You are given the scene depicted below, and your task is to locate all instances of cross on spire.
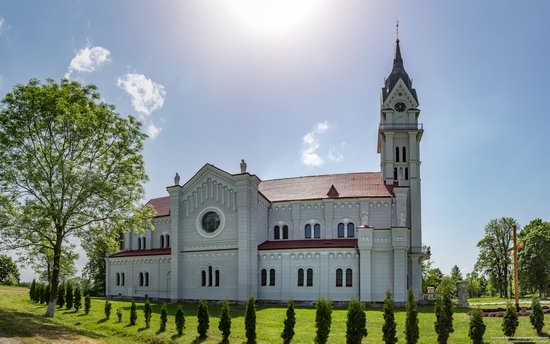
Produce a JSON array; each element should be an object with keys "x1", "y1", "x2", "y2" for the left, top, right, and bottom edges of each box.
[{"x1": 396, "y1": 20, "x2": 399, "y2": 42}]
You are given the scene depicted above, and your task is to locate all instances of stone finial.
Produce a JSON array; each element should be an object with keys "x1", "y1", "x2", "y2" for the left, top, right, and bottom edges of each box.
[
  {"x1": 240, "y1": 159, "x2": 247, "y2": 173},
  {"x1": 174, "y1": 172, "x2": 180, "y2": 186}
]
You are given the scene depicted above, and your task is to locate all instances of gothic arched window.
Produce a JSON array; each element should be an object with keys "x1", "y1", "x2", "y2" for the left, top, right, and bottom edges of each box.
[
  {"x1": 121, "y1": 273, "x2": 125, "y2": 286},
  {"x1": 215, "y1": 270, "x2": 220, "y2": 287},
  {"x1": 282, "y1": 225, "x2": 289, "y2": 239},
  {"x1": 336, "y1": 269, "x2": 343, "y2": 287},
  {"x1": 137, "y1": 237, "x2": 141, "y2": 250},
  {"x1": 166, "y1": 234, "x2": 170, "y2": 248},
  {"x1": 116, "y1": 273, "x2": 120, "y2": 286},
  {"x1": 160, "y1": 235, "x2": 165, "y2": 248},
  {"x1": 305, "y1": 224, "x2": 312, "y2": 239},
  {"x1": 396, "y1": 147, "x2": 400, "y2": 162},
  {"x1": 314, "y1": 224, "x2": 321, "y2": 238},
  {"x1": 297, "y1": 269, "x2": 304, "y2": 287},
  {"x1": 208, "y1": 266, "x2": 213, "y2": 287},
  {"x1": 405, "y1": 167, "x2": 409, "y2": 180},
  {"x1": 347, "y1": 223, "x2": 355, "y2": 238},
  {"x1": 142, "y1": 237, "x2": 146, "y2": 250},
  {"x1": 145, "y1": 272, "x2": 149, "y2": 286},
  {"x1": 402, "y1": 146, "x2": 407, "y2": 162},
  {"x1": 139, "y1": 272, "x2": 144, "y2": 287},
  {"x1": 201, "y1": 270, "x2": 206, "y2": 287},
  {"x1": 306, "y1": 268, "x2": 313, "y2": 287},
  {"x1": 261, "y1": 269, "x2": 267, "y2": 286},
  {"x1": 269, "y1": 269, "x2": 276, "y2": 286},
  {"x1": 274, "y1": 225, "x2": 280, "y2": 240},
  {"x1": 337, "y1": 223, "x2": 345, "y2": 238},
  {"x1": 394, "y1": 167, "x2": 398, "y2": 181},
  {"x1": 346, "y1": 269, "x2": 353, "y2": 287}
]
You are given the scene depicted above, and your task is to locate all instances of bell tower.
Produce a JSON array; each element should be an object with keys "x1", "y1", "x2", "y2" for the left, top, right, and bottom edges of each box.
[{"x1": 377, "y1": 34, "x2": 425, "y2": 297}]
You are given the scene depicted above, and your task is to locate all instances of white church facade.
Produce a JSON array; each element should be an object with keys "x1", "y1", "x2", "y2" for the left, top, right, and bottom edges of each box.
[{"x1": 106, "y1": 39, "x2": 427, "y2": 304}]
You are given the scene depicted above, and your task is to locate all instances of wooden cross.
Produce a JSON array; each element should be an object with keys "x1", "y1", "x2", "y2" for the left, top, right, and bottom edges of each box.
[{"x1": 506, "y1": 224, "x2": 524, "y2": 309}]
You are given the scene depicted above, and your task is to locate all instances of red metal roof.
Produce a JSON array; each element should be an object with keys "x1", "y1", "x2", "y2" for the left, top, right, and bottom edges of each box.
[
  {"x1": 258, "y1": 239, "x2": 358, "y2": 250},
  {"x1": 109, "y1": 248, "x2": 171, "y2": 258},
  {"x1": 147, "y1": 196, "x2": 170, "y2": 217},
  {"x1": 258, "y1": 172, "x2": 393, "y2": 202}
]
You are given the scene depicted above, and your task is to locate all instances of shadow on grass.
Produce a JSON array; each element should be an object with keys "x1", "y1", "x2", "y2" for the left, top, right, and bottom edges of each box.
[
  {"x1": 96, "y1": 318, "x2": 109, "y2": 323},
  {"x1": 137, "y1": 326, "x2": 149, "y2": 332},
  {"x1": 191, "y1": 335, "x2": 207, "y2": 344},
  {"x1": 0, "y1": 307, "x2": 105, "y2": 341},
  {"x1": 171, "y1": 333, "x2": 183, "y2": 340},
  {"x1": 124, "y1": 323, "x2": 137, "y2": 328}
]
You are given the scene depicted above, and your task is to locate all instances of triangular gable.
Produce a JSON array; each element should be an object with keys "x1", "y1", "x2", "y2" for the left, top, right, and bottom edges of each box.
[
  {"x1": 326, "y1": 184, "x2": 340, "y2": 198},
  {"x1": 382, "y1": 78, "x2": 419, "y2": 109}
]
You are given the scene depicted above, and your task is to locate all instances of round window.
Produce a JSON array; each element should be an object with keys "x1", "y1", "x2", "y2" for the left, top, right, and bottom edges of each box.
[{"x1": 201, "y1": 211, "x2": 220, "y2": 233}]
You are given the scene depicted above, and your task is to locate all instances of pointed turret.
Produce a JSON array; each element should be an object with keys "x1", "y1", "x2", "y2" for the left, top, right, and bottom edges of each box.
[{"x1": 382, "y1": 39, "x2": 418, "y2": 103}]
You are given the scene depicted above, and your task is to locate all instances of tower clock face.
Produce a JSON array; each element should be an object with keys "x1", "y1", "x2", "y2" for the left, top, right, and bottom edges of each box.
[{"x1": 394, "y1": 102, "x2": 406, "y2": 112}]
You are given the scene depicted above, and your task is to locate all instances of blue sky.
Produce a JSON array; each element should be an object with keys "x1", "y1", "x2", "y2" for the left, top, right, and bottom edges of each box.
[{"x1": 1, "y1": 0, "x2": 549, "y2": 282}]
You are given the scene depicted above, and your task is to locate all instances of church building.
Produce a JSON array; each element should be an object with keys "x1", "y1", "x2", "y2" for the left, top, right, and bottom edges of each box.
[{"x1": 106, "y1": 38, "x2": 427, "y2": 303}]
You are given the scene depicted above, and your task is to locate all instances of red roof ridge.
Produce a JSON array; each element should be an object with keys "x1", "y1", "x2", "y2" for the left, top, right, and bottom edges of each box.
[{"x1": 261, "y1": 171, "x2": 381, "y2": 183}]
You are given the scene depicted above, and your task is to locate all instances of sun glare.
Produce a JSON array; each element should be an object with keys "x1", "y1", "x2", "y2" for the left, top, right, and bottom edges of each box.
[{"x1": 221, "y1": 0, "x2": 323, "y2": 34}]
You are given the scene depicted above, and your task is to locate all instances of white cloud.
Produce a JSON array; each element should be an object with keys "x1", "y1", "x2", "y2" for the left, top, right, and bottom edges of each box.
[
  {"x1": 65, "y1": 45, "x2": 111, "y2": 78},
  {"x1": 0, "y1": 17, "x2": 4, "y2": 34},
  {"x1": 328, "y1": 142, "x2": 346, "y2": 162},
  {"x1": 117, "y1": 73, "x2": 166, "y2": 116},
  {"x1": 301, "y1": 121, "x2": 329, "y2": 167},
  {"x1": 146, "y1": 122, "x2": 161, "y2": 140}
]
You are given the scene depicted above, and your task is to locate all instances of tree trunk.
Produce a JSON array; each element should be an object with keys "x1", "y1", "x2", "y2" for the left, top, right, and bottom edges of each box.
[{"x1": 44, "y1": 227, "x2": 63, "y2": 317}]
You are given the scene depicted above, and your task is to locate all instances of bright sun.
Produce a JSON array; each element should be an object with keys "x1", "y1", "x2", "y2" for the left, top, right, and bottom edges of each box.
[{"x1": 222, "y1": 0, "x2": 322, "y2": 34}]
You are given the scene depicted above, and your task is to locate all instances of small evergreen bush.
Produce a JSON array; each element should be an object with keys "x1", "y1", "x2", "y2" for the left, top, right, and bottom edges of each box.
[
  {"x1": 73, "y1": 286, "x2": 82, "y2": 311},
  {"x1": 434, "y1": 291, "x2": 454, "y2": 344},
  {"x1": 117, "y1": 308, "x2": 123, "y2": 323},
  {"x1": 346, "y1": 299, "x2": 367, "y2": 344},
  {"x1": 44, "y1": 284, "x2": 51, "y2": 304},
  {"x1": 175, "y1": 304, "x2": 185, "y2": 336},
  {"x1": 315, "y1": 298, "x2": 333, "y2": 344},
  {"x1": 382, "y1": 290, "x2": 397, "y2": 344},
  {"x1": 84, "y1": 293, "x2": 91, "y2": 314},
  {"x1": 29, "y1": 279, "x2": 36, "y2": 301},
  {"x1": 197, "y1": 299, "x2": 209, "y2": 339},
  {"x1": 144, "y1": 299, "x2": 152, "y2": 328},
  {"x1": 159, "y1": 303, "x2": 168, "y2": 332},
  {"x1": 130, "y1": 301, "x2": 137, "y2": 325},
  {"x1": 218, "y1": 301, "x2": 231, "y2": 342},
  {"x1": 57, "y1": 283, "x2": 65, "y2": 308},
  {"x1": 65, "y1": 283, "x2": 73, "y2": 309},
  {"x1": 405, "y1": 289, "x2": 419, "y2": 344},
  {"x1": 281, "y1": 300, "x2": 296, "y2": 344},
  {"x1": 104, "y1": 300, "x2": 112, "y2": 319},
  {"x1": 502, "y1": 303, "x2": 519, "y2": 337},
  {"x1": 530, "y1": 297, "x2": 545, "y2": 335},
  {"x1": 468, "y1": 308, "x2": 486, "y2": 344},
  {"x1": 245, "y1": 296, "x2": 256, "y2": 343},
  {"x1": 40, "y1": 284, "x2": 46, "y2": 304}
]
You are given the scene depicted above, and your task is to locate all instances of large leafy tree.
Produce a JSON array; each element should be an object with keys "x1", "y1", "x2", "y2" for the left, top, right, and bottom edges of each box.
[
  {"x1": 422, "y1": 259, "x2": 443, "y2": 292},
  {"x1": 518, "y1": 219, "x2": 550, "y2": 298},
  {"x1": 474, "y1": 217, "x2": 517, "y2": 298},
  {"x1": 0, "y1": 254, "x2": 20, "y2": 285},
  {"x1": 0, "y1": 79, "x2": 152, "y2": 317}
]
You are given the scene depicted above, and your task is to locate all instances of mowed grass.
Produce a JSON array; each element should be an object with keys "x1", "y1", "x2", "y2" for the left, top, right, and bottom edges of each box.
[{"x1": 0, "y1": 286, "x2": 549, "y2": 343}]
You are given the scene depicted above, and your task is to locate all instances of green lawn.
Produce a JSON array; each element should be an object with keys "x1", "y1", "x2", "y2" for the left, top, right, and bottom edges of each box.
[{"x1": 0, "y1": 286, "x2": 548, "y2": 343}]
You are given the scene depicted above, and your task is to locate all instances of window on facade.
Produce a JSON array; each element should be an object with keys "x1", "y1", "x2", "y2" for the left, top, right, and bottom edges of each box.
[
  {"x1": 282, "y1": 225, "x2": 289, "y2": 239},
  {"x1": 166, "y1": 234, "x2": 170, "y2": 248},
  {"x1": 145, "y1": 272, "x2": 149, "y2": 287},
  {"x1": 269, "y1": 269, "x2": 276, "y2": 286},
  {"x1": 139, "y1": 272, "x2": 144, "y2": 287},
  {"x1": 305, "y1": 224, "x2": 312, "y2": 239},
  {"x1": 297, "y1": 268, "x2": 304, "y2": 287},
  {"x1": 402, "y1": 147, "x2": 407, "y2": 162},
  {"x1": 395, "y1": 147, "x2": 400, "y2": 162},
  {"x1": 394, "y1": 168, "x2": 398, "y2": 181},
  {"x1": 336, "y1": 269, "x2": 343, "y2": 287},
  {"x1": 122, "y1": 273, "x2": 125, "y2": 286},
  {"x1": 306, "y1": 268, "x2": 313, "y2": 287},
  {"x1": 160, "y1": 235, "x2": 165, "y2": 248},
  {"x1": 208, "y1": 266, "x2": 213, "y2": 287},
  {"x1": 261, "y1": 269, "x2": 267, "y2": 286},
  {"x1": 405, "y1": 167, "x2": 409, "y2": 180},
  {"x1": 201, "y1": 270, "x2": 206, "y2": 287},
  {"x1": 116, "y1": 273, "x2": 120, "y2": 286},
  {"x1": 143, "y1": 237, "x2": 146, "y2": 250},
  {"x1": 314, "y1": 224, "x2": 321, "y2": 238},
  {"x1": 215, "y1": 270, "x2": 220, "y2": 287},
  {"x1": 138, "y1": 238, "x2": 141, "y2": 250},
  {"x1": 274, "y1": 225, "x2": 280, "y2": 240},
  {"x1": 337, "y1": 223, "x2": 345, "y2": 238},
  {"x1": 347, "y1": 223, "x2": 355, "y2": 238},
  {"x1": 346, "y1": 269, "x2": 352, "y2": 287},
  {"x1": 119, "y1": 233, "x2": 124, "y2": 250}
]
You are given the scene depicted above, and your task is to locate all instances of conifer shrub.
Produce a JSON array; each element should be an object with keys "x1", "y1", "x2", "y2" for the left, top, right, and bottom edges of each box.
[
  {"x1": 530, "y1": 297, "x2": 545, "y2": 335},
  {"x1": 117, "y1": 308, "x2": 123, "y2": 323},
  {"x1": 175, "y1": 304, "x2": 185, "y2": 336},
  {"x1": 197, "y1": 299, "x2": 209, "y2": 339},
  {"x1": 346, "y1": 299, "x2": 367, "y2": 344},
  {"x1": 315, "y1": 298, "x2": 333, "y2": 344},
  {"x1": 144, "y1": 299, "x2": 152, "y2": 328},
  {"x1": 383, "y1": 290, "x2": 397, "y2": 344},
  {"x1": 29, "y1": 279, "x2": 36, "y2": 301},
  {"x1": 245, "y1": 296, "x2": 256, "y2": 343},
  {"x1": 40, "y1": 284, "x2": 46, "y2": 304},
  {"x1": 159, "y1": 303, "x2": 168, "y2": 332},
  {"x1": 130, "y1": 301, "x2": 137, "y2": 325},
  {"x1": 57, "y1": 283, "x2": 65, "y2": 308},
  {"x1": 104, "y1": 300, "x2": 112, "y2": 319},
  {"x1": 37, "y1": 284, "x2": 44, "y2": 303},
  {"x1": 434, "y1": 291, "x2": 454, "y2": 344},
  {"x1": 218, "y1": 301, "x2": 231, "y2": 342},
  {"x1": 405, "y1": 288, "x2": 419, "y2": 344},
  {"x1": 84, "y1": 293, "x2": 91, "y2": 314},
  {"x1": 468, "y1": 308, "x2": 486, "y2": 344},
  {"x1": 73, "y1": 286, "x2": 82, "y2": 311},
  {"x1": 281, "y1": 300, "x2": 296, "y2": 344},
  {"x1": 502, "y1": 303, "x2": 519, "y2": 337},
  {"x1": 65, "y1": 283, "x2": 73, "y2": 309},
  {"x1": 44, "y1": 284, "x2": 51, "y2": 304}
]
